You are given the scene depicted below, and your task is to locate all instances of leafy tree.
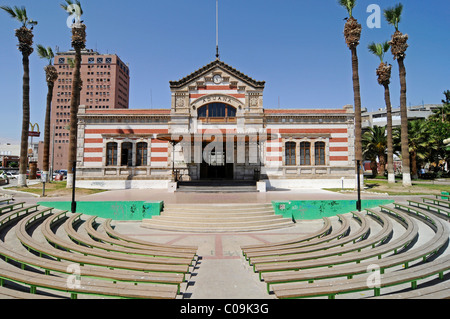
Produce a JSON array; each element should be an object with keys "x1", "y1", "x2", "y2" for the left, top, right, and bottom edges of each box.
[{"x1": 363, "y1": 126, "x2": 387, "y2": 177}]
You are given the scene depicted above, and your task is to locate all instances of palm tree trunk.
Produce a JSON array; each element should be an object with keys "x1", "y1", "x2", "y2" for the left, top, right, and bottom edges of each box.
[
  {"x1": 398, "y1": 57, "x2": 412, "y2": 186},
  {"x1": 66, "y1": 47, "x2": 81, "y2": 188},
  {"x1": 351, "y1": 46, "x2": 363, "y2": 187},
  {"x1": 18, "y1": 53, "x2": 30, "y2": 187},
  {"x1": 383, "y1": 84, "x2": 395, "y2": 183},
  {"x1": 42, "y1": 81, "x2": 54, "y2": 182},
  {"x1": 411, "y1": 150, "x2": 418, "y2": 179}
]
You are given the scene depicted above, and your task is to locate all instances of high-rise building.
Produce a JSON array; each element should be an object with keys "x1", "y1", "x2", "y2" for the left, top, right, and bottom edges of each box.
[{"x1": 39, "y1": 49, "x2": 130, "y2": 171}]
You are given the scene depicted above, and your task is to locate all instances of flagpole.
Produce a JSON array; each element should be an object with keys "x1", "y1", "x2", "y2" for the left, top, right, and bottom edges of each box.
[{"x1": 216, "y1": 0, "x2": 219, "y2": 59}]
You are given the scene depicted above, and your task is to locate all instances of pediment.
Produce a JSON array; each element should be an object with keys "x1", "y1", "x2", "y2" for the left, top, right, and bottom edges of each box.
[{"x1": 169, "y1": 59, "x2": 265, "y2": 90}]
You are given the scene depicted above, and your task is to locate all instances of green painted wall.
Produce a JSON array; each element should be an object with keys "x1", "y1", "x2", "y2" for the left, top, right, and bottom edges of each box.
[
  {"x1": 38, "y1": 201, "x2": 163, "y2": 221},
  {"x1": 272, "y1": 199, "x2": 395, "y2": 221}
]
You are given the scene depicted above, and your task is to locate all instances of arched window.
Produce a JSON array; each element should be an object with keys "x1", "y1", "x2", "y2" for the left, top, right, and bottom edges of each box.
[
  {"x1": 300, "y1": 142, "x2": 311, "y2": 166},
  {"x1": 285, "y1": 142, "x2": 296, "y2": 166},
  {"x1": 106, "y1": 142, "x2": 118, "y2": 166},
  {"x1": 136, "y1": 142, "x2": 148, "y2": 166},
  {"x1": 198, "y1": 103, "x2": 236, "y2": 119},
  {"x1": 315, "y1": 142, "x2": 326, "y2": 166}
]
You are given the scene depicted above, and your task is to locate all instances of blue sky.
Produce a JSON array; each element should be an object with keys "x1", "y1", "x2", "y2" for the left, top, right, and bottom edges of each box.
[{"x1": 0, "y1": 0, "x2": 449, "y2": 143}]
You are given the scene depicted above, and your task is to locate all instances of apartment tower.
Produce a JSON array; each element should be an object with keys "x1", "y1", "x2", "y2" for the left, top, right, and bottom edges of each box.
[{"x1": 39, "y1": 49, "x2": 130, "y2": 171}]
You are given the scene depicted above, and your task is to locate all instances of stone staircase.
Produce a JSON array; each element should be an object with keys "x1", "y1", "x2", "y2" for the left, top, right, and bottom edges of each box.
[
  {"x1": 176, "y1": 180, "x2": 258, "y2": 193},
  {"x1": 141, "y1": 203, "x2": 294, "y2": 232}
]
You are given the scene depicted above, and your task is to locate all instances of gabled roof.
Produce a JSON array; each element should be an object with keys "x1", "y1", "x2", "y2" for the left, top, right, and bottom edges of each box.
[{"x1": 169, "y1": 59, "x2": 265, "y2": 89}]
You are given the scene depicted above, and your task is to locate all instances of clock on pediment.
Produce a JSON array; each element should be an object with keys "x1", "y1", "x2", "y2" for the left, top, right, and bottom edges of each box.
[{"x1": 213, "y1": 74, "x2": 223, "y2": 84}]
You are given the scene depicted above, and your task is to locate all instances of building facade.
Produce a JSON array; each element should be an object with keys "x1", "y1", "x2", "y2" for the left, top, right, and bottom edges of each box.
[
  {"x1": 39, "y1": 49, "x2": 130, "y2": 171},
  {"x1": 76, "y1": 60, "x2": 356, "y2": 190}
]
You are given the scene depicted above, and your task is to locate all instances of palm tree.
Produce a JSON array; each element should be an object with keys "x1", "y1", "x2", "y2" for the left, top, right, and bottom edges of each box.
[
  {"x1": 362, "y1": 126, "x2": 387, "y2": 177},
  {"x1": 394, "y1": 120, "x2": 436, "y2": 180},
  {"x1": 61, "y1": 0, "x2": 86, "y2": 188},
  {"x1": 37, "y1": 45, "x2": 58, "y2": 182},
  {"x1": 1, "y1": 6, "x2": 38, "y2": 187},
  {"x1": 384, "y1": 3, "x2": 411, "y2": 187},
  {"x1": 339, "y1": 0, "x2": 363, "y2": 185},
  {"x1": 429, "y1": 90, "x2": 450, "y2": 123},
  {"x1": 368, "y1": 41, "x2": 395, "y2": 183}
]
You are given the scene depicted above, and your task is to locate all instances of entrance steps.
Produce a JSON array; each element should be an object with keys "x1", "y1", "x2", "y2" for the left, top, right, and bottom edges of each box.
[
  {"x1": 176, "y1": 180, "x2": 258, "y2": 193},
  {"x1": 141, "y1": 203, "x2": 294, "y2": 233}
]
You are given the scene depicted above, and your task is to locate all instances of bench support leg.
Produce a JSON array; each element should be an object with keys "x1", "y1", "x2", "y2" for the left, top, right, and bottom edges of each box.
[
  {"x1": 30, "y1": 286, "x2": 36, "y2": 294},
  {"x1": 374, "y1": 288, "x2": 381, "y2": 297},
  {"x1": 411, "y1": 281, "x2": 417, "y2": 289}
]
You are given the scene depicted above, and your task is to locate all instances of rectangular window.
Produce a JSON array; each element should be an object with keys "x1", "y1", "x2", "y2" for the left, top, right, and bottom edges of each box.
[
  {"x1": 106, "y1": 143, "x2": 118, "y2": 166},
  {"x1": 315, "y1": 142, "x2": 326, "y2": 166},
  {"x1": 300, "y1": 142, "x2": 311, "y2": 165},
  {"x1": 285, "y1": 142, "x2": 296, "y2": 166}
]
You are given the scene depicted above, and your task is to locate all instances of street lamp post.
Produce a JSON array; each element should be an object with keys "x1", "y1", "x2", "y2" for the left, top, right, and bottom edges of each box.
[
  {"x1": 356, "y1": 160, "x2": 362, "y2": 212},
  {"x1": 71, "y1": 160, "x2": 77, "y2": 214}
]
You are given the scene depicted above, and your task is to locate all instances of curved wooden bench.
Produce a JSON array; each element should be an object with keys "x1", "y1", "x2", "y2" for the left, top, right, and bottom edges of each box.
[
  {"x1": 103, "y1": 218, "x2": 198, "y2": 254},
  {"x1": 262, "y1": 206, "x2": 428, "y2": 292},
  {"x1": 0, "y1": 202, "x2": 25, "y2": 215},
  {"x1": 0, "y1": 204, "x2": 40, "y2": 228},
  {"x1": 41, "y1": 211, "x2": 191, "y2": 274},
  {"x1": 271, "y1": 206, "x2": 450, "y2": 299},
  {"x1": 0, "y1": 198, "x2": 13, "y2": 206},
  {"x1": 81, "y1": 215, "x2": 197, "y2": 261},
  {"x1": 0, "y1": 285, "x2": 60, "y2": 299},
  {"x1": 407, "y1": 199, "x2": 450, "y2": 218},
  {"x1": 61, "y1": 213, "x2": 195, "y2": 265},
  {"x1": 241, "y1": 217, "x2": 333, "y2": 258},
  {"x1": 435, "y1": 194, "x2": 450, "y2": 201},
  {"x1": 0, "y1": 258, "x2": 178, "y2": 299},
  {"x1": 254, "y1": 208, "x2": 412, "y2": 277},
  {"x1": 422, "y1": 197, "x2": 450, "y2": 208},
  {"x1": 370, "y1": 277, "x2": 450, "y2": 299},
  {"x1": 14, "y1": 210, "x2": 187, "y2": 287},
  {"x1": 247, "y1": 213, "x2": 370, "y2": 265},
  {"x1": 1, "y1": 207, "x2": 180, "y2": 299},
  {"x1": 247, "y1": 214, "x2": 353, "y2": 264}
]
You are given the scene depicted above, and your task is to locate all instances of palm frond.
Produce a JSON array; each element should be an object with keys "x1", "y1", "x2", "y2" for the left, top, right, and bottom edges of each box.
[
  {"x1": 368, "y1": 42, "x2": 382, "y2": 59},
  {"x1": 36, "y1": 45, "x2": 55, "y2": 64},
  {"x1": 1, "y1": 5, "x2": 37, "y2": 28},
  {"x1": 384, "y1": 3, "x2": 403, "y2": 31},
  {"x1": 0, "y1": 5, "x2": 16, "y2": 19},
  {"x1": 368, "y1": 41, "x2": 391, "y2": 63},
  {"x1": 67, "y1": 58, "x2": 75, "y2": 68},
  {"x1": 382, "y1": 41, "x2": 391, "y2": 54},
  {"x1": 338, "y1": 0, "x2": 356, "y2": 17},
  {"x1": 60, "y1": 0, "x2": 83, "y2": 16}
]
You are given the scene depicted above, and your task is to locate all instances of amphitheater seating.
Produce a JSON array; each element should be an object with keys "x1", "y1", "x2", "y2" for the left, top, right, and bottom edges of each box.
[
  {"x1": 264, "y1": 200, "x2": 449, "y2": 299},
  {"x1": 0, "y1": 203, "x2": 198, "y2": 299},
  {"x1": 241, "y1": 217, "x2": 333, "y2": 258},
  {"x1": 0, "y1": 194, "x2": 448, "y2": 299}
]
